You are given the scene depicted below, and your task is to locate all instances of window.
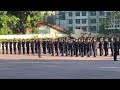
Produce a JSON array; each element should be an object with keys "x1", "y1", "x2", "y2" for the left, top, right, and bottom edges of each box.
[
  {"x1": 90, "y1": 19, "x2": 96, "y2": 24},
  {"x1": 76, "y1": 19, "x2": 80, "y2": 24},
  {"x1": 68, "y1": 27, "x2": 73, "y2": 32},
  {"x1": 76, "y1": 11, "x2": 80, "y2": 16},
  {"x1": 82, "y1": 11, "x2": 86, "y2": 16},
  {"x1": 82, "y1": 19, "x2": 87, "y2": 24},
  {"x1": 99, "y1": 11, "x2": 105, "y2": 16},
  {"x1": 90, "y1": 11, "x2": 96, "y2": 16},
  {"x1": 76, "y1": 26, "x2": 81, "y2": 29},
  {"x1": 82, "y1": 26, "x2": 87, "y2": 31},
  {"x1": 68, "y1": 12, "x2": 72, "y2": 17},
  {"x1": 68, "y1": 19, "x2": 73, "y2": 24},
  {"x1": 89, "y1": 26, "x2": 96, "y2": 32}
]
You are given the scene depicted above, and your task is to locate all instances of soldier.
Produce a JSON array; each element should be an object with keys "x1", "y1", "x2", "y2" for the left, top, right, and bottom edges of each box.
[
  {"x1": 104, "y1": 38, "x2": 109, "y2": 56},
  {"x1": 84, "y1": 39, "x2": 87, "y2": 56},
  {"x1": 68, "y1": 39, "x2": 71, "y2": 55},
  {"x1": 5, "y1": 39, "x2": 8, "y2": 54},
  {"x1": 9, "y1": 39, "x2": 13, "y2": 54},
  {"x1": 92, "y1": 38, "x2": 97, "y2": 57},
  {"x1": 78, "y1": 39, "x2": 81, "y2": 56},
  {"x1": 80, "y1": 39, "x2": 84, "y2": 57},
  {"x1": 86, "y1": 39, "x2": 91, "y2": 57},
  {"x1": 37, "y1": 38, "x2": 42, "y2": 58},
  {"x1": 47, "y1": 39, "x2": 52, "y2": 54},
  {"x1": 13, "y1": 39, "x2": 17, "y2": 54},
  {"x1": 59, "y1": 38, "x2": 62, "y2": 54},
  {"x1": 110, "y1": 38, "x2": 114, "y2": 56},
  {"x1": 74, "y1": 39, "x2": 79, "y2": 57},
  {"x1": 89, "y1": 38, "x2": 93, "y2": 56},
  {"x1": 73, "y1": 38, "x2": 76, "y2": 55},
  {"x1": 51, "y1": 39, "x2": 55, "y2": 56},
  {"x1": 22, "y1": 39, "x2": 25, "y2": 55},
  {"x1": 54, "y1": 39, "x2": 59, "y2": 56},
  {"x1": 30, "y1": 39, "x2": 35, "y2": 55},
  {"x1": 69, "y1": 39, "x2": 74, "y2": 57},
  {"x1": 1, "y1": 40, "x2": 4, "y2": 54},
  {"x1": 99, "y1": 38, "x2": 104, "y2": 56},
  {"x1": 17, "y1": 39, "x2": 21, "y2": 54},
  {"x1": 64, "y1": 39, "x2": 69, "y2": 56},
  {"x1": 26, "y1": 39, "x2": 30, "y2": 55},
  {"x1": 34, "y1": 39, "x2": 38, "y2": 54},
  {"x1": 113, "y1": 37, "x2": 119, "y2": 61},
  {"x1": 42, "y1": 39, "x2": 47, "y2": 54},
  {"x1": 61, "y1": 39, "x2": 65, "y2": 56}
]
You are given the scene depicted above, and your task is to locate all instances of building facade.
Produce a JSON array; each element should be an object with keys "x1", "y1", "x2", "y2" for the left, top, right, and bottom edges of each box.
[{"x1": 55, "y1": 11, "x2": 107, "y2": 33}]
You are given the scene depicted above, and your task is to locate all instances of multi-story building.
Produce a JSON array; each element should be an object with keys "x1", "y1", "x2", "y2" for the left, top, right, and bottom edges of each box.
[{"x1": 55, "y1": 11, "x2": 107, "y2": 33}]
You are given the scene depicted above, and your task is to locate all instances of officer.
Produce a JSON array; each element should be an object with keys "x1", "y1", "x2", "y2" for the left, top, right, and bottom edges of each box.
[
  {"x1": 5, "y1": 39, "x2": 8, "y2": 54},
  {"x1": 42, "y1": 39, "x2": 47, "y2": 54},
  {"x1": 51, "y1": 39, "x2": 55, "y2": 56},
  {"x1": 80, "y1": 39, "x2": 84, "y2": 57},
  {"x1": 113, "y1": 37, "x2": 118, "y2": 61},
  {"x1": 54, "y1": 39, "x2": 59, "y2": 56},
  {"x1": 17, "y1": 39, "x2": 21, "y2": 54},
  {"x1": 1, "y1": 40, "x2": 5, "y2": 54},
  {"x1": 37, "y1": 38, "x2": 41, "y2": 58},
  {"x1": 22, "y1": 39, "x2": 25, "y2": 55},
  {"x1": 13, "y1": 38, "x2": 17, "y2": 54},
  {"x1": 75, "y1": 39, "x2": 79, "y2": 57},
  {"x1": 34, "y1": 39, "x2": 38, "y2": 54},
  {"x1": 104, "y1": 38, "x2": 109, "y2": 56},
  {"x1": 9, "y1": 39, "x2": 13, "y2": 54},
  {"x1": 69, "y1": 39, "x2": 74, "y2": 57},
  {"x1": 99, "y1": 38, "x2": 104, "y2": 56},
  {"x1": 61, "y1": 39, "x2": 65, "y2": 56},
  {"x1": 64, "y1": 39, "x2": 68, "y2": 56},
  {"x1": 26, "y1": 39, "x2": 30, "y2": 55},
  {"x1": 110, "y1": 38, "x2": 114, "y2": 56},
  {"x1": 78, "y1": 39, "x2": 81, "y2": 56},
  {"x1": 92, "y1": 38, "x2": 97, "y2": 57},
  {"x1": 30, "y1": 39, "x2": 35, "y2": 55},
  {"x1": 86, "y1": 39, "x2": 91, "y2": 57}
]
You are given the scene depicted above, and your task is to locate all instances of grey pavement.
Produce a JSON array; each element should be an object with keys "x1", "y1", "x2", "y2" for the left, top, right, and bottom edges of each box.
[{"x1": 0, "y1": 59, "x2": 120, "y2": 79}]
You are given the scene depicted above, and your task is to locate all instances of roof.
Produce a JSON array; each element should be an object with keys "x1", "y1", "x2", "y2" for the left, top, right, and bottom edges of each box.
[{"x1": 36, "y1": 21, "x2": 70, "y2": 34}]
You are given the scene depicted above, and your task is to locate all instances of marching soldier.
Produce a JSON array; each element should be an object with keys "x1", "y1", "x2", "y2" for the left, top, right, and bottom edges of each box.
[
  {"x1": 113, "y1": 37, "x2": 119, "y2": 61},
  {"x1": 51, "y1": 39, "x2": 55, "y2": 56},
  {"x1": 61, "y1": 39, "x2": 65, "y2": 56},
  {"x1": 92, "y1": 38, "x2": 97, "y2": 57},
  {"x1": 78, "y1": 39, "x2": 81, "y2": 56},
  {"x1": 74, "y1": 39, "x2": 79, "y2": 57},
  {"x1": 104, "y1": 38, "x2": 109, "y2": 56},
  {"x1": 64, "y1": 39, "x2": 68, "y2": 56},
  {"x1": 89, "y1": 38, "x2": 93, "y2": 56},
  {"x1": 54, "y1": 39, "x2": 59, "y2": 56},
  {"x1": 22, "y1": 39, "x2": 25, "y2": 55},
  {"x1": 110, "y1": 38, "x2": 114, "y2": 56},
  {"x1": 37, "y1": 38, "x2": 41, "y2": 58},
  {"x1": 13, "y1": 39, "x2": 17, "y2": 54},
  {"x1": 68, "y1": 39, "x2": 71, "y2": 55},
  {"x1": 2, "y1": 40, "x2": 4, "y2": 54},
  {"x1": 17, "y1": 39, "x2": 21, "y2": 54},
  {"x1": 34, "y1": 39, "x2": 38, "y2": 54},
  {"x1": 99, "y1": 38, "x2": 104, "y2": 56},
  {"x1": 69, "y1": 39, "x2": 74, "y2": 57},
  {"x1": 31, "y1": 39, "x2": 35, "y2": 55},
  {"x1": 26, "y1": 39, "x2": 30, "y2": 55},
  {"x1": 42, "y1": 39, "x2": 47, "y2": 54},
  {"x1": 59, "y1": 38, "x2": 62, "y2": 54},
  {"x1": 9, "y1": 39, "x2": 13, "y2": 54},
  {"x1": 73, "y1": 38, "x2": 76, "y2": 55},
  {"x1": 86, "y1": 39, "x2": 91, "y2": 57},
  {"x1": 84, "y1": 39, "x2": 87, "y2": 56},
  {"x1": 80, "y1": 39, "x2": 84, "y2": 57},
  {"x1": 117, "y1": 38, "x2": 120, "y2": 55},
  {"x1": 47, "y1": 39, "x2": 52, "y2": 54},
  {"x1": 5, "y1": 39, "x2": 8, "y2": 54}
]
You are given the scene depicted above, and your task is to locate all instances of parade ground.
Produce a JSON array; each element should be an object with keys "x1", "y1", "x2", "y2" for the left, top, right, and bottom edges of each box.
[{"x1": 0, "y1": 53, "x2": 120, "y2": 79}]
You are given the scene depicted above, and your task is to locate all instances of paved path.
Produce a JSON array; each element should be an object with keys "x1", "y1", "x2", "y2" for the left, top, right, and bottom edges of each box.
[{"x1": 0, "y1": 54, "x2": 120, "y2": 79}]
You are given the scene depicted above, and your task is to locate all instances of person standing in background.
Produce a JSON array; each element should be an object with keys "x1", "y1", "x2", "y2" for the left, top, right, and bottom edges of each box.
[
  {"x1": 5, "y1": 39, "x2": 8, "y2": 54},
  {"x1": 22, "y1": 39, "x2": 25, "y2": 55},
  {"x1": 9, "y1": 39, "x2": 13, "y2": 54},
  {"x1": 13, "y1": 39, "x2": 17, "y2": 54},
  {"x1": 17, "y1": 39, "x2": 21, "y2": 54}
]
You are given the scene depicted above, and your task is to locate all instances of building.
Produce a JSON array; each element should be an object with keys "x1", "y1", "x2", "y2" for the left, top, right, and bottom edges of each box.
[{"x1": 55, "y1": 11, "x2": 107, "y2": 33}]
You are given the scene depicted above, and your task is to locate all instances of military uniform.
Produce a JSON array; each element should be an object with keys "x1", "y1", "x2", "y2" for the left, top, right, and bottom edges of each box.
[
  {"x1": 86, "y1": 40, "x2": 91, "y2": 57},
  {"x1": 9, "y1": 40, "x2": 13, "y2": 54},
  {"x1": 104, "y1": 38, "x2": 109, "y2": 56},
  {"x1": 74, "y1": 40, "x2": 79, "y2": 57},
  {"x1": 69, "y1": 40, "x2": 74, "y2": 57},
  {"x1": 26, "y1": 40, "x2": 30, "y2": 54},
  {"x1": 117, "y1": 38, "x2": 120, "y2": 55},
  {"x1": 31, "y1": 40, "x2": 35, "y2": 55},
  {"x1": 61, "y1": 40, "x2": 65, "y2": 56},
  {"x1": 92, "y1": 39, "x2": 97, "y2": 57},
  {"x1": 54, "y1": 39, "x2": 59, "y2": 56},
  {"x1": 84, "y1": 40, "x2": 87, "y2": 56},
  {"x1": 5, "y1": 40, "x2": 8, "y2": 54},
  {"x1": 80, "y1": 40, "x2": 84, "y2": 57},
  {"x1": 78, "y1": 39, "x2": 81, "y2": 56},
  {"x1": 17, "y1": 40, "x2": 21, "y2": 54},
  {"x1": 110, "y1": 38, "x2": 114, "y2": 56},
  {"x1": 51, "y1": 39, "x2": 55, "y2": 56},
  {"x1": 99, "y1": 38, "x2": 104, "y2": 56},
  {"x1": 34, "y1": 40, "x2": 38, "y2": 54},
  {"x1": 2, "y1": 41, "x2": 4, "y2": 54},
  {"x1": 13, "y1": 39, "x2": 17, "y2": 54},
  {"x1": 64, "y1": 40, "x2": 68, "y2": 56},
  {"x1": 37, "y1": 39, "x2": 41, "y2": 58},
  {"x1": 22, "y1": 39, "x2": 25, "y2": 54},
  {"x1": 42, "y1": 40, "x2": 47, "y2": 54}
]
